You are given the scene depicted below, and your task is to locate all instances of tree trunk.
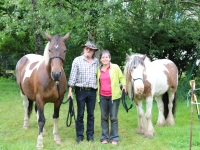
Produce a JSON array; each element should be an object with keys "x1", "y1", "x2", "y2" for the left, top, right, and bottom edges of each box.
[
  {"x1": 32, "y1": 0, "x2": 44, "y2": 55},
  {"x1": 34, "y1": 34, "x2": 44, "y2": 55}
]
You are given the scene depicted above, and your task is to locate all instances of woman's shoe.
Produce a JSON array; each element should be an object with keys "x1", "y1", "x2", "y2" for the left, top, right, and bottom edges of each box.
[
  {"x1": 111, "y1": 140, "x2": 118, "y2": 145},
  {"x1": 101, "y1": 139, "x2": 108, "y2": 144}
]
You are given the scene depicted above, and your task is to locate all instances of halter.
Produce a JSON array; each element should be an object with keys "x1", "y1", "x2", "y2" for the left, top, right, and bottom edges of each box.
[
  {"x1": 49, "y1": 56, "x2": 64, "y2": 62},
  {"x1": 132, "y1": 78, "x2": 143, "y2": 82}
]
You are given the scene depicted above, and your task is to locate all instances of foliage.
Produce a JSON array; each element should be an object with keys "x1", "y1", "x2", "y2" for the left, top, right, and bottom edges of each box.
[{"x1": 0, "y1": 0, "x2": 200, "y2": 78}]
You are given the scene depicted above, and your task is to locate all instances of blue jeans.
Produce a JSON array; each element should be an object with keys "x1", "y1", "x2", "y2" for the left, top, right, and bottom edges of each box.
[
  {"x1": 75, "y1": 87, "x2": 96, "y2": 140},
  {"x1": 99, "y1": 95, "x2": 120, "y2": 142}
]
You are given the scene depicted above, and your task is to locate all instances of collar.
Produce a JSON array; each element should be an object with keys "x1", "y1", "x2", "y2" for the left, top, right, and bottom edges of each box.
[{"x1": 100, "y1": 62, "x2": 112, "y2": 69}]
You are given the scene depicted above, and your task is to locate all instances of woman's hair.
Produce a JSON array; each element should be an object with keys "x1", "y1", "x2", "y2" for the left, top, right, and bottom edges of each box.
[{"x1": 99, "y1": 50, "x2": 111, "y2": 59}]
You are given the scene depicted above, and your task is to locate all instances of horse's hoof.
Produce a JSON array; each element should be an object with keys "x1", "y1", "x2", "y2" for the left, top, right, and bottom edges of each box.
[
  {"x1": 144, "y1": 132, "x2": 155, "y2": 138},
  {"x1": 155, "y1": 122, "x2": 165, "y2": 126},
  {"x1": 23, "y1": 126, "x2": 29, "y2": 130},
  {"x1": 42, "y1": 129, "x2": 46, "y2": 134},
  {"x1": 54, "y1": 140, "x2": 61, "y2": 145},
  {"x1": 166, "y1": 122, "x2": 175, "y2": 126},
  {"x1": 36, "y1": 143, "x2": 44, "y2": 148},
  {"x1": 144, "y1": 134, "x2": 154, "y2": 139},
  {"x1": 136, "y1": 130, "x2": 144, "y2": 134},
  {"x1": 166, "y1": 119, "x2": 175, "y2": 126},
  {"x1": 54, "y1": 133, "x2": 61, "y2": 144}
]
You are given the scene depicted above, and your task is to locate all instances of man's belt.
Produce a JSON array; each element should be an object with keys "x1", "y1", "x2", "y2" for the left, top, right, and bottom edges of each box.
[{"x1": 77, "y1": 87, "x2": 94, "y2": 91}]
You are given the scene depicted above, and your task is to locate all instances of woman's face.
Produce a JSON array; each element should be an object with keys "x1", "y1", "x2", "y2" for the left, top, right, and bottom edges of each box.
[{"x1": 100, "y1": 53, "x2": 111, "y2": 65}]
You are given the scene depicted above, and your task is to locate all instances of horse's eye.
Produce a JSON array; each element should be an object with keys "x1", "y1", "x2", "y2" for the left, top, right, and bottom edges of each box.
[
  {"x1": 133, "y1": 66, "x2": 136, "y2": 69},
  {"x1": 49, "y1": 50, "x2": 51, "y2": 52}
]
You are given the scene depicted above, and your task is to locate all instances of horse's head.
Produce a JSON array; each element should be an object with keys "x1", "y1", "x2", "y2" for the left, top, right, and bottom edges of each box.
[
  {"x1": 44, "y1": 32, "x2": 70, "y2": 82},
  {"x1": 126, "y1": 53, "x2": 146, "y2": 95}
]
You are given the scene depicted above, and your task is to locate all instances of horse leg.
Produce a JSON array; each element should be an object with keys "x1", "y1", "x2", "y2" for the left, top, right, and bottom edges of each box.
[
  {"x1": 35, "y1": 104, "x2": 46, "y2": 133},
  {"x1": 155, "y1": 96, "x2": 165, "y2": 126},
  {"x1": 166, "y1": 93, "x2": 175, "y2": 125},
  {"x1": 52, "y1": 102, "x2": 61, "y2": 144},
  {"x1": 36, "y1": 101, "x2": 45, "y2": 148},
  {"x1": 144, "y1": 97, "x2": 155, "y2": 138},
  {"x1": 136, "y1": 101, "x2": 145, "y2": 134},
  {"x1": 20, "y1": 91, "x2": 30, "y2": 129}
]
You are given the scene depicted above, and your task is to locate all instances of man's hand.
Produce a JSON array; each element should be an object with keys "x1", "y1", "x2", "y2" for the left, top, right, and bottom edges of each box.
[{"x1": 68, "y1": 87, "x2": 73, "y2": 99}]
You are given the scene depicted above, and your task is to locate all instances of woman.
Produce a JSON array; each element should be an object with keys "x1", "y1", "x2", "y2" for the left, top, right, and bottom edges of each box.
[{"x1": 97, "y1": 50, "x2": 126, "y2": 145}]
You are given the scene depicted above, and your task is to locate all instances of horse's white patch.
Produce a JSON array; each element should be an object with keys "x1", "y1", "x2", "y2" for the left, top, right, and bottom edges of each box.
[
  {"x1": 22, "y1": 54, "x2": 44, "y2": 83},
  {"x1": 44, "y1": 42, "x2": 50, "y2": 65},
  {"x1": 55, "y1": 45, "x2": 59, "y2": 49},
  {"x1": 145, "y1": 59, "x2": 170, "y2": 95}
]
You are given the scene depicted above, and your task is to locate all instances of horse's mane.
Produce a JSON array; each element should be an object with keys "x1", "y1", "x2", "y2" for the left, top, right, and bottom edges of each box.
[
  {"x1": 124, "y1": 53, "x2": 151, "y2": 98},
  {"x1": 44, "y1": 42, "x2": 50, "y2": 65}
]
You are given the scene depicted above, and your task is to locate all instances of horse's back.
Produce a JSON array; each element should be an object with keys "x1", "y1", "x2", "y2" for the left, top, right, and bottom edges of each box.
[
  {"x1": 147, "y1": 59, "x2": 178, "y2": 95},
  {"x1": 16, "y1": 54, "x2": 43, "y2": 70},
  {"x1": 152, "y1": 59, "x2": 178, "y2": 79},
  {"x1": 16, "y1": 54, "x2": 43, "y2": 91},
  {"x1": 150, "y1": 59, "x2": 178, "y2": 76}
]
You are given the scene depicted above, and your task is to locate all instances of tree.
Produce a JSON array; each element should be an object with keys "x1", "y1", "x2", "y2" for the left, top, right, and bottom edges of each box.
[{"x1": 0, "y1": 0, "x2": 199, "y2": 78}]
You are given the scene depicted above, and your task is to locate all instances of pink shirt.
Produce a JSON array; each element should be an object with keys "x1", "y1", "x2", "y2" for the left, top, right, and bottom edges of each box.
[{"x1": 99, "y1": 67, "x2": 112, "y2": 96}]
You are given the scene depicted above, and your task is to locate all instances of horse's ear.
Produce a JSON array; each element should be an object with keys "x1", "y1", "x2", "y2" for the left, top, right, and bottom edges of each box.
[
  {"x1": 142, "y1": 54, "x2": 146, "y2": 60},
  {"x1": 126, "y1": 53, "x2": 130, "y2": 61},
  {"x1": 63, "y1": 32, "x2": 70, "y2": 41},
  {"x1": 44, "y1": 32, "x2": 52, "y2": 41}
]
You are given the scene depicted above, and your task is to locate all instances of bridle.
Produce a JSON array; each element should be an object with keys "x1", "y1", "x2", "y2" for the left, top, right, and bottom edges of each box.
[
  {"x1": 49, "y1": 56, "x2": 64, "y2": 62},
  {"x1": 49, "y1": 55, "x2": 66, "y2": 104},
  {"x1": 131, "y1": 78, "x2": 144, "y2": 91}
]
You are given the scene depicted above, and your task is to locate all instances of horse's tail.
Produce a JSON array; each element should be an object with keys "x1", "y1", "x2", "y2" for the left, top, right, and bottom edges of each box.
[
  {"x1": 34, "y1": 103, "x2": 38, "y2": 113},
  {"x1": 28, "y1": 98, "x2": 33, "y2": 118},
  {"x1": 172, "y1": 92, "x2": 177, "y2": 115},
  {"x1": 162, "y1": 92, "x2": 177, "y2": 119}
]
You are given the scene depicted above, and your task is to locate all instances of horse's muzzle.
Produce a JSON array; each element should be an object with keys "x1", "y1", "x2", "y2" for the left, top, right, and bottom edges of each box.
[
  {"x1": 135, "y1": 88, "x2": 144, "y2": 95},
  {"x1": 51, "y1": 71, "x2": 61, "y2": 81},
  {"x1": 135, "y1": 86, "x2": 144, "y2": 95}
]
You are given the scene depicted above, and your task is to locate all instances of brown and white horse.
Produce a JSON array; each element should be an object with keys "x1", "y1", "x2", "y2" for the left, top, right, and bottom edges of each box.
[
  {"x1": 124, "y1": 53, "x2": 178, "y2": 138},
  {"x1": 16, "y1": 32, "x2": 70, "y2": 148}
]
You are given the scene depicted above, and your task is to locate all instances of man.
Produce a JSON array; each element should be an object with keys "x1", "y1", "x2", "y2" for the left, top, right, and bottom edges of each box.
[{"x1": 68, "y1": 41, "x2": 99, "y2": 143}]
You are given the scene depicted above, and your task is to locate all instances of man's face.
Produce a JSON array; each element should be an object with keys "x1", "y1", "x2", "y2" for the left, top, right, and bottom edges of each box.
[{"x1": 84, "y1": 47, "x2": 95, "y2": 58}]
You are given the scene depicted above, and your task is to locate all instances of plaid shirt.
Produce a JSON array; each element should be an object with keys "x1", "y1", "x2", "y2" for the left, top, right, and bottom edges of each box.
[{"x1": 68, "y1": 55, "x2": 99, "y2": 89}]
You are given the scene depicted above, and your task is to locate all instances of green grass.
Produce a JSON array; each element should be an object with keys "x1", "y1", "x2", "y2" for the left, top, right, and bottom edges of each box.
[{"x1": 0, "y1": 77, "x2": 200, "y2": 150}]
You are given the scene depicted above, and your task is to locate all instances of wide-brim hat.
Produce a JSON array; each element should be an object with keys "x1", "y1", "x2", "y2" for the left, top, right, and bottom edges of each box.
[{"x1": 81, "y1": 41, "x2": 98, "y2": 51}]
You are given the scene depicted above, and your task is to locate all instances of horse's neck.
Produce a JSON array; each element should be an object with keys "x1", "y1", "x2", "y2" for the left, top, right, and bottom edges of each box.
[
  {"x1": 144, "y1": 61, "x2": 155, "y2": 82},
  {"x1": 144, "y1": 61, "x2": 153, "y2": 73},
  {"x1": 38, "y1": 59, "x2": 51, "y2": 76}
]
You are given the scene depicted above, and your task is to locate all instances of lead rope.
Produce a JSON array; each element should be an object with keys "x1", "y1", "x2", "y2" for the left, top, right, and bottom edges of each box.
[
  {"x1": 121, "y1": 89, "x2": 133, "y2": 112},
  {"x1": 55, "y1": 82, "x2": 76, "y2": 127},
  {"x1": 56, "y1": 82, "x2": 70, "y2": 104},
  {"x1": 66, "y1": 96, "x2": 76, "y2": 127}
]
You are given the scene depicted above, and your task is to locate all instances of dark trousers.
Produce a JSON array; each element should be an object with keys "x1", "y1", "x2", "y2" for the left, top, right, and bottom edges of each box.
[
  {"x1": 75, "y1": 88, "x2": 96, "y2": 140},
  {"x1": 99, "y1": 95, "x2": 120, "y2": 142}
]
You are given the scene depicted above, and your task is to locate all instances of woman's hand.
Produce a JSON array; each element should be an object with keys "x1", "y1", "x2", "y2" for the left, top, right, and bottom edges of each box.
[{"x1": 122, "y1": 85, "x2": 127, "y2": 93}]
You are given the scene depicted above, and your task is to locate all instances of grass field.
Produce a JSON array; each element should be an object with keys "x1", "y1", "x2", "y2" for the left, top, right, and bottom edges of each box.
[{"x1": 0, "y1": 77, "x2": 200, "y2": 150}]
